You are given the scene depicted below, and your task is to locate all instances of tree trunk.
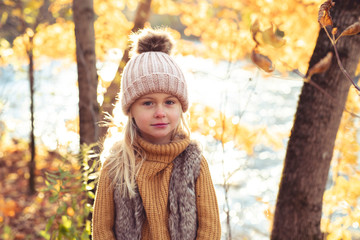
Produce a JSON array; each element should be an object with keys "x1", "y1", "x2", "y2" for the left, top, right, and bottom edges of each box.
[
  {"x1": 271, "y1": 1, "x2": 360, "y2": 239},
  {"x1": 28, "y1": 36, "x2": 36, "y2": 195},
  {"x1": 73, "y1": 0, "x2": 99, "y2": 147},
  {"x1": 99, "y1": 0, "x2": 152, "y2": 141}
]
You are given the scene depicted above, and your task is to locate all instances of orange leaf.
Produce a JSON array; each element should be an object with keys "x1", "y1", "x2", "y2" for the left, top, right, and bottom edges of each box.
[
  {"x1": 339, "y1": 21, "x2": 360, "y2": 38},
  {"x1": 0, "y1": 199, "x2": 19, "y2": 217},
  {"x1": 15, "y1": 233, "x2": 25, "y2": 240},
  {"x1": 331, "y1": 27, "x2": 338, "y2": 36},
  {"x1": 318, "y1": 0, "x2": 334, "y2": 27},
  {"x1": 307, "y1": 52, "x2": 333, "y2": 79},
  {"x1": 67, "y1": 207, "x2": 75, "y2": 216},
  {"x1": 251, "y1": 49, "x2": 274, "y2": 73}
]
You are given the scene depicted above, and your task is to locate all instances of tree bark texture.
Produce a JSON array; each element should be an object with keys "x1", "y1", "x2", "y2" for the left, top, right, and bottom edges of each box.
[
  {"x1": 99, "y1": 0, "x2": 152, "y2": 141},
  {"x1": 28, "y1": 36, "x2": 36, "y2": 195},
  {"x1": 271, "y1": 1, "x2": 360, "y2": 239},
  {"x1": 73, "y1": 0, "x2": 99, "y2": 146}
]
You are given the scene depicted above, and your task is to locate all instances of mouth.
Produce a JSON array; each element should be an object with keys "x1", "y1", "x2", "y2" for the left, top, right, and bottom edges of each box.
[{"x1": 151, "y1": 123, "x2": 169, "y2": 127}]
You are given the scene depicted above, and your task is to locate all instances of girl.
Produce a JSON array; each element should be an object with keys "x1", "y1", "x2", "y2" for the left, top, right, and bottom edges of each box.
[{"x1": 92, "y1": 28, "x2": 221, "y2": 240}]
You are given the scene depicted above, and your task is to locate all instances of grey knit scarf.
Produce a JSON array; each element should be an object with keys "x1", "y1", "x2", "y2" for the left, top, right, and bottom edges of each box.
[{"x1": 113, "y1": 142, "x2": 202, "y2": 240}]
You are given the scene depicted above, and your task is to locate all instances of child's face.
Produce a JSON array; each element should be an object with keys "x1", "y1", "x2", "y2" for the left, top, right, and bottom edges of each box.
[{"x1": 130, "y1": 93, "x2": 182, "y2": 144}]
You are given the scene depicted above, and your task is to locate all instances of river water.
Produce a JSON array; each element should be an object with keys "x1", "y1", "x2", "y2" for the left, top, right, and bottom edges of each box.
[{"x1": 0, "y1": 55, "x2": 303, "y2": 239}]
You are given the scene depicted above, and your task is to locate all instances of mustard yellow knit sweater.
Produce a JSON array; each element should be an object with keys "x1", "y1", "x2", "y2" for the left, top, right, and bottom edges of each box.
[{"x1": 92, "y1": 136, "x2": 221, "y2": 240}]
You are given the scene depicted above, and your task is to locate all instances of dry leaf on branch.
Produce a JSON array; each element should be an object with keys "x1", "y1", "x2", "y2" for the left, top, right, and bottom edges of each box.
[
  {"x1": 251, "y1": 49, "x2": 274, "y2": 73},
  {"x1": 338, "y1": 21, "x2": 360, "y2": 39},
  {"x1": 307, "y1": 51, "x2": 333, "y2": 80},
  {"x1": 318, "y1": 0, "x2": 335, "y2": 28},
  {"x1": 331, "y1": 27, "x2": 338, "y2": 36},
  {"x1": 250, "y1": 19, "x2": 261, "y2": 45}
]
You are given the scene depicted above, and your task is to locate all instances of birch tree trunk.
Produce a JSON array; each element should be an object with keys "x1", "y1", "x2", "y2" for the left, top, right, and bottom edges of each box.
[
  {"x1": 271, "y1": 1, "x2": 360, "y2": 239},
  {"x1": 73, "y1": 0, "x2": 99, "y2": 146}
]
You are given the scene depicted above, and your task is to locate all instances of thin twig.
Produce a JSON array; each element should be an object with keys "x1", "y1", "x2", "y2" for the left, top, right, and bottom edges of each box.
[
  {"x1": 323, "y1": 26, "x2": 360, "y2": 91},
  {"x1": 323, "y1": 26, "x2": 335, "y2": 45},
  {"x1": 291, "y1": 69, "x2": 360, "y2": 118},
  {"x1": 332, "y1": 43, "x2": 360, "y2": 91}
]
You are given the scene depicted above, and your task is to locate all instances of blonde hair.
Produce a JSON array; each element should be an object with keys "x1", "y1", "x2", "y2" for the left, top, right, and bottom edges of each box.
[{"x1": 101, "y1": 110, "x2": 190, "y2": 198}]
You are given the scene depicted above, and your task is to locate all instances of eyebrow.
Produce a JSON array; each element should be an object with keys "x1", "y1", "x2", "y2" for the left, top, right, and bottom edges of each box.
[{"x1": 138, "y1": 95, "x2": 176, "y2": 100}]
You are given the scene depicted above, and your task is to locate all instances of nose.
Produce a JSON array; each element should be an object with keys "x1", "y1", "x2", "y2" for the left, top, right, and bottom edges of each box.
[{"x1": 154, "y1": 106, "x2": 166, "y2": 118}]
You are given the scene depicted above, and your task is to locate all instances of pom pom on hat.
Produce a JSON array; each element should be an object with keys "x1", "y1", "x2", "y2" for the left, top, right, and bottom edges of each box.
[
  {"x1": 130, "y1": 28, "x2": 175, "y2": 55},
  {"x1": 121, "y1": 28, "x2": 188, "y2": 115}
]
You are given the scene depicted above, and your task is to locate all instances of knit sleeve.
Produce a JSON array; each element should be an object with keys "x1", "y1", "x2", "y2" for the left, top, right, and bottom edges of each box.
[
  {"x1": 92, "y1": 168, "x2": 116, "y2": 240},
  {"x1": 195, "y1": 156, "x2": 221, "y2": 239}
]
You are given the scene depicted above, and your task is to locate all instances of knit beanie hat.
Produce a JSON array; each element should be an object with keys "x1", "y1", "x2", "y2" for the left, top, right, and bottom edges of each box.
[{"x1": 120, "y1": 28, "x2": 188, "y2": 115}]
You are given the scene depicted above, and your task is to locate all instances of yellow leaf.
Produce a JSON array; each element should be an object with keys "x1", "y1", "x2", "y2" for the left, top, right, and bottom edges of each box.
[
  {"x1": 0, "y1": 39, "x2": 10, "y2": 48},
  {"x1": 262, "y1": 25, "x2": 286, "y2": 48},
  {"x1": 326, "y1": 230, "x2": 343, "y2": 240},
  {"x1": 49, "y1": 0, "x2": 72, "y2": 13},
  {"x1": 65, "y1": 117, "x2": 79, "y2": 134},
  {"x1": 54, "y1": 180, "x2": 61, "y2": 192},
  {"x1": 1, "y1": 12, "x2": 8, "y2": 25},
  {"x1": 348, "y1": 176, "x2": 360, "y2": 197},
  {"x1": 3, "y1": 0, "x2": 16, "y2": 6},
  {"x1": 334, "y1": 176, "x2": 349, "y2": 199},
  {"x1": 26, "y1": 28, "x2": 34, "y2": 37},
  {"x1": 342, "y1": 230, "x2": 352, "y2": 240}
]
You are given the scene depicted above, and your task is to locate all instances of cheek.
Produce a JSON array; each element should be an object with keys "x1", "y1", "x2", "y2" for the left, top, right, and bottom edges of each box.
[
  {"x1": 133, "y1": 114, "x2": 147, "y2": 126},
  {"x1": 130, "y1": 107, "x2": 143, "y2": 126},
  {"x1": 173, "y1": 108, "x2": 182, "y2": 123}
]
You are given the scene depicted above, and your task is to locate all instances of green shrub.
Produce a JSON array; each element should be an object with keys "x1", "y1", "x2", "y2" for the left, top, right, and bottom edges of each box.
[{"x1": 39, "y1": 144, "x2": 98, "y2": 240}]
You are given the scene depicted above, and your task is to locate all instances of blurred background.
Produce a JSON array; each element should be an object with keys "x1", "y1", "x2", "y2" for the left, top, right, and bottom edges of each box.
[{"x1": 1, "y1": 0, "x2": 360, "y2": 239}]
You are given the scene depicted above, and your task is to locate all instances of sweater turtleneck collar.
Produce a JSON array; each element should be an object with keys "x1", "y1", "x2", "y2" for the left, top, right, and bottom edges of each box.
[{"x1": 136, "y1": 133, "x2": 190, "y2": 163}]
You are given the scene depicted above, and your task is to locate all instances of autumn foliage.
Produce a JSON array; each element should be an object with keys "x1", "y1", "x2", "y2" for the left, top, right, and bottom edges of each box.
[{"x1": 1, "y1": 0, "x2": 360, "y2": 239}]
